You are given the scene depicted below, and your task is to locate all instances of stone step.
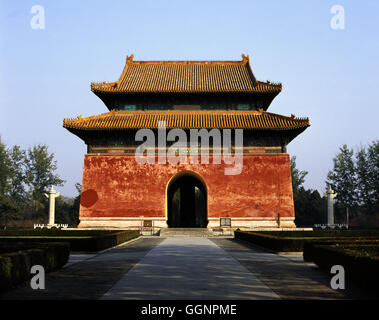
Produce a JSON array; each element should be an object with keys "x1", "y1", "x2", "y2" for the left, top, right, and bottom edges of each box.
[{"x1": 159, "y1": 228, "x2": 214, "y2": 237}]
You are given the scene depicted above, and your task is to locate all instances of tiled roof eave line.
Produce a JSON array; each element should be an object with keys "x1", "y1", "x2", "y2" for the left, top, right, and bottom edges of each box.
[
  {"x1": 63, "y1": 125, "x2": 309, "y2": 131},
  {"x1": 91, "y1": 88, "x2": 282, "y2": 94}
]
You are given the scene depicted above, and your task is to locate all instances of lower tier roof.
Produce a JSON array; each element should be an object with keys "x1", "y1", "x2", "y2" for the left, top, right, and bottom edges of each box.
[{"x1": 63, "y1": 110, "x2": 310, "y2": 131}]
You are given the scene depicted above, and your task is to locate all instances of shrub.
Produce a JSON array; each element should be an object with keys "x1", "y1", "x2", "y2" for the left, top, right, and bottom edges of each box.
[
  {"x1": 0, "y1": 230, "x2": 140, "y2": 252},
  {"x1": 234, "y1": 230, "x2": 379, "y2": 252},
  {"x1": 303, "y1": 243, "x2": 379, "y2": 291},
  {"x1": 0, "y1": 242, "x2": 69, "y2": 292}
]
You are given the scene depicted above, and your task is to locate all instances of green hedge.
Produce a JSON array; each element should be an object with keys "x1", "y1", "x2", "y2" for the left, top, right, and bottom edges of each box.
[
  {"x1": 0, "y1": 242, "x2": 69, "y2": 292},
  {"x1": 251, "y1": 230, "x2": 379, "y2": 238},
  {"x1": 0, "y1": 230, "x2": 140, "y2": 252},
  {"x1": 234, "y1": 231, "x2": 379, "y2": 252},
  {"x1": 303, "y1": 243, "x2": 379, "y2": 291},
  {"x1": 303, "y1": 240, "x2": 379, "y2": 261},
  {"x1": 234, "y1": 231, "x2": 305, "y2": 251},
  {"x1": 0, "y1": 229, "x2": 123, "y2": 237}
]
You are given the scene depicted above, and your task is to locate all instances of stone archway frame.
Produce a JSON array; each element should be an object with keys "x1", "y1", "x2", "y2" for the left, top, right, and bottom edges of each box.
[{"x1": 165, "y1": 170, "x2": 208, "y2": 228}]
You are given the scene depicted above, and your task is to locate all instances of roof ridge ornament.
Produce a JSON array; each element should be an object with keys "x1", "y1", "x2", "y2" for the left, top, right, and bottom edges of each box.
[
  {"x1": 126, "y1": 54, "x2": 134, "y2": 64},
  {"x1": 241, "y1": 54, "x2": 250, "y2": 63}
]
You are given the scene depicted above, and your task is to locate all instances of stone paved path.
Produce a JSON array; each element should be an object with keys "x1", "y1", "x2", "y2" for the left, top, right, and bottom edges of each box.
[
  {"x1": 102, "y1": 237, "x2": 279, "y2": 300},
  {"x1": 211, "y1": 238, "x2": 348, "y2": 300},
  {"x1": 0, "y1": 237, "x2": 373, "y2": 300}
]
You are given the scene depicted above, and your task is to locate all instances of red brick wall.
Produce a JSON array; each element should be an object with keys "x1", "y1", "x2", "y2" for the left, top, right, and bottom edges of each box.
[{"x1": 79, "y1": 154, "x2": 295, "y2": 222}]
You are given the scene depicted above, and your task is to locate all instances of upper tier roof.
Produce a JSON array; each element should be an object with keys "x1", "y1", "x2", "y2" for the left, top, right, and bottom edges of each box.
[
  {"x1": 63, "y1": 110, "x2": 309, "y2": 131},
  {"x1": 91, "y1": 54, "x2": 282, "y2": 94}
]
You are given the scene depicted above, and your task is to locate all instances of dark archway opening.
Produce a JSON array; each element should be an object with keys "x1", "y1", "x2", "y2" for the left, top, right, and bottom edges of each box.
[{"x1": 167, "y1": 175, "x2": 207, "y2": 228}]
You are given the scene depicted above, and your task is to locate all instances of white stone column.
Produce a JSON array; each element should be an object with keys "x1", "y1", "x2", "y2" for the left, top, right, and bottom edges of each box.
[
  {"x1": 324, "y1": 185, "x2": 337, "y2": 226},
  {"x1": 44, "y1": 186, "x2": 60, "y2": 227}
]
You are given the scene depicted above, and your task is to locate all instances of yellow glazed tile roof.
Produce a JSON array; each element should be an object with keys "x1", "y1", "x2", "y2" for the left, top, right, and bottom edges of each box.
[
  {"x1": 90, "y1": 54, "x2": 282, "y2": 94},
  {"x1": 63, "y1": 110, "x2": 310, "y2": 131}
]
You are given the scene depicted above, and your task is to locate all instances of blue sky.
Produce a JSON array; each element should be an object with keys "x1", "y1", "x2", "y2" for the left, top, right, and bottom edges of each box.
[{"x1": 1, "y1": 0, "x2": 378, "y2": 197}]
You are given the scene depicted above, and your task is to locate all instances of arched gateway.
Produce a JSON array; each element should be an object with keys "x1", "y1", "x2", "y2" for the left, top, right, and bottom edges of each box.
[{"x1": 167, "y1": 172, "x2": 207, "y2": 228}]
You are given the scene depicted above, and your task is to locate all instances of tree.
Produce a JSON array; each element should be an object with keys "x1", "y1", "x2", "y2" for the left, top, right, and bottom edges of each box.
[
  {"x1": 326, "y1": 141, "x2": 378, "y2": 225},
  {"x1": 0, "y1": 138, "x2": 74, "y2": 226},
  {"x1": 356, "y1": 141, "x2": 379, "y2": 215},
  {"x1": 0, "y1": 194, "x2": 23, "y2": 224},
  {"x1": 290, "y1": 156, "x2": 325, "y2": 227},
  {"x1": 54, "y1": 183, "x2": 81, "y2": 226},
  {"x1": 24, "y1": 145, "x2": 65, "y2": 217},
  {"x1": 326, "y1": 144, "x2": 358, "y2": 211},
  {"x1": 0, "y1": 138, "x2": 24, "y2": 225},
  {"x1": 0, "y1": 137, "x2": 11, "y2": 196},
  {"x1": 7, "y1": 145, "x2": 27, "y2": 203},
  {"x1": 71, "y1": 183, "x2": 81, "y2": 226},
  {"x1": 294, "y1": 187, "x2": 326, "y2": 227},
  {"x1": 356, "y1": 146, "x2": 371, "y2": 211},
  {"x1": 290, "y1": 156, "x2": 308, "y2": 194},
  {"x1": 367, "y1": 141, "x2": 379, "y2": 213}
]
